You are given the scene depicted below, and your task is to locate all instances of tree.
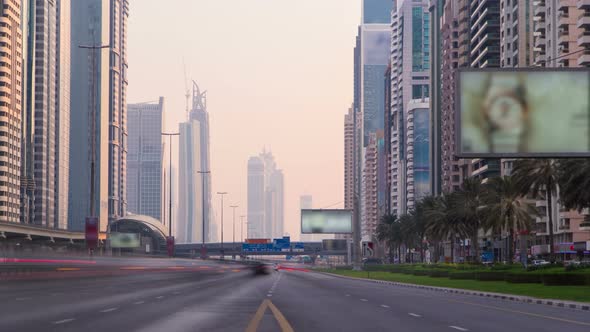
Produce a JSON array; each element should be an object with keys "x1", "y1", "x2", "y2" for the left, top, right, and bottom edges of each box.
[
  {"x1": 452, "y1": 178, "x2": 486, "y2": 263},
  {"x1": 424, "y1": 195, "x2": 466, "y2": 263},
  {"x1": 558, "y1": 159, "x2": 590, "y2": 229},
  {"x1": 483, "y1": 176, "x2": 535, "y2": 263},
  {"x1": 414, "y1": 196, "x2": 437, "y2": 262},
  {"x1": 376, "y1": 214, "x2": 398, "y2": 263},
  {"x1": 511, "y1": 159, "x2": 559, "y2": 262},
  {"x1": 398, "y1": 213, "x2": 418, "y2": 263}
]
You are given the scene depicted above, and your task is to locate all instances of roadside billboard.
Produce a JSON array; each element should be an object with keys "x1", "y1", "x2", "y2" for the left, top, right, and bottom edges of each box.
[
  {"x1": 109, "y1": 232, "x2": 140, "y2": 248},
  {"x1": 457, "y1": 68, "x2": 590, "y2": 157},
  {"x1": 301, "y1": 209, "x2": 352, "y2": 234}
]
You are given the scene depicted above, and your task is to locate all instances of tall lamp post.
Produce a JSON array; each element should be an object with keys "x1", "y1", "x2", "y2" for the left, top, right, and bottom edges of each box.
[
  {"x1": 162, "y1": 132, "x2": 179, "y2": 257},
  {"x1": 198, "y1": 170, "x2": 210, "y2": 259},
  {"x1": 79, "y1": 44, "x2": 109, "y2": 254},
  {"x1": 217, "y1": 192, "x2": 228, "y2": 258},
  {"x1": 240, "y1": 215, "x2": 246, "y2": 242}
]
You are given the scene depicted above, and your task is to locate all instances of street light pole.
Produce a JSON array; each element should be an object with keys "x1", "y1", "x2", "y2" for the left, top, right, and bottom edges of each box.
[
  {"x1": 198, "y1": 170, "x2": 210, "y2": 258},
  {"x1": 161, "y1": 132, "x2": 179, "y2": 239},
  {"x1": 217, "y1": 192, "x2": 228, "y2": 258},
  {"x1": 230, "y1": 205, "x2": 238, "y2": 245}
]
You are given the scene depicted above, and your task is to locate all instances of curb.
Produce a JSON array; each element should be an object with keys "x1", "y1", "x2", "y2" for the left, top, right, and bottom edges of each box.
[{"x1": 318, "y1": 271, "x2": 590, "y2": 312}]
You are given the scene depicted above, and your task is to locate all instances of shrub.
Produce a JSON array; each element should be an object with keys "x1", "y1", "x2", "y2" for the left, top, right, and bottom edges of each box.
[
  {"x1": 526, "y1": 263, "x2": 563, "y2": 272},
  {"x1": 541, "y1": 273, "x2": 587, "y2": 286},
  {"x1": 412, "y1": 270, "x2": 431, "y2": 276},
  {"x1": 429, "y1": 270, "x2": 450, "y2": 278},
  {"x1": 476, "y1": 271, "x2": 507, "y2": 281},
  {"x1": 505, "y1": 272, "x2": 542, "y2": 284},
  {"x1": 449, "y1": 271, "x2": 477, "y2": 280}
]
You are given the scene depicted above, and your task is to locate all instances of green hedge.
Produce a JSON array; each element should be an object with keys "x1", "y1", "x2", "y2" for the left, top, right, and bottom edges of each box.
[
  {"x1": 449, "y1": 271, "x2": 477, "y2": 279},
  {"x1": 429, "y1": 270, "x2": 450, "y2": 278},
  {"x1": 412, "y1": 270, "x2": 431, "y2": 276},
  {"x1": 476, "y1": 271, "x2": 507, "y2": 281},
  {"x1": 505, "y1": 272, "x2": 542, "y2": 284},
  {"x1": 541, "y1": 273, "x2": 588, "y2": 286}
]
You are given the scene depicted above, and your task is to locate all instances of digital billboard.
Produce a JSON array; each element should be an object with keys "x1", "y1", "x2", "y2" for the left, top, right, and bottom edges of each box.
[
  {"x1": 301, "y1": 209, "x2": 352, "y2": 234},
  {"x1": 109, "y1": 232, "x2": 140, "y2": 248},
  {"x1": 457, "y1": 69, "x2": 590, "y2": 157}
]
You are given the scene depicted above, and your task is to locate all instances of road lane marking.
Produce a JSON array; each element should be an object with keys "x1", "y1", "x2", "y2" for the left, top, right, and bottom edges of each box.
[
  {"x1": 156, "y1": 296, "x2": 164, "y2": 299},
  {"x1": 100, "y1": 307, "x2": 118, "y2": 313},
  {"x1": 360, "y1": 299, "x2": 368, "y2": 302},
  {"x1": 232, "y1": 269, "x2": 241, "y2": 272},
  {"x1": 409, "y1": 313, "x2": 421, "y2": 317},
  {"x1": 173, "y1": 291, "x2": 181, "y2": 295},
  {"x1": 246, "y1": 299, "x2": 294, "y2": 332},
  {"x1": 267, "y1": 294, "x2": 272, "y2": 297},
  {"x1": 120, "y1": 266, "x2": 146, "y2": 270},
  {"x1": 53, "y1": 318, "x2": 75, "y2": 325},
  {"x1": 449, "y1": 326, "x2": 468, "y2": 331},
  {"x1": 134, "y1": 301, "x2": 145, "y2": 305},
  {"x1": 381, "y1": 304, "x2": 390, "y2": 308},
  {"x1": 15, "y1": 297, "x2": 31, "y2": 301},
  {"x1": 345, "y1": 294, "x2": 351, "y2": 297},
  {"x1": 446, "y1": 299, "x2": 590, "y2": 327},
  {"x1": 56, "y1": 267, "x2": 80, "y2": 271}
]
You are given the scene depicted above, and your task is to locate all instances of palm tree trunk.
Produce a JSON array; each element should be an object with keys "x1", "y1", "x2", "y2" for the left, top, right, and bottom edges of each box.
[
  {"x1": 451, "y1": 237, "x2": 455, "y2": 264},
  {"x1": 472, "y1": 230, "x2": 480, "y2": 263},
  {"x1": 547, "y1": 189, "x2": 555, "y2": 263},
  {"x1": 509, "y1": 227, "x2": 515, "y2": 264},
  {"x1": 397, "y1": 245, "x2": 401, "y2": 264}
]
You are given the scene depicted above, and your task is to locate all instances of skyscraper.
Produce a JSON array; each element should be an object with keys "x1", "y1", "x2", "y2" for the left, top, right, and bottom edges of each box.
[
  {"x1": 127, "y1": 98, "x2": 164, "y2": 221},
  {"x1": 177, "y1": 82, "x2": 210, "y2": 244},
  {"x1": 247, "y1": 150, "x2": 284, "y2": 239},
  {"x1": 69, "y1": 0, "x2": 129, "y2": 231},
  {"x1": 390, "y1": 0, "x2": 431, "y2": 215},
  {"x1": 344, "y1": 106, "x2": 354, "y2": 212},
  {"x1": 0, "y1": 0, "x2": 23, "y2": 223},
  {"x1": 21, "y1": 0, "x2": 71, "y2": 229},
  {"x1": 247, "y1": 156, "x2": 265, "y2": 239}
]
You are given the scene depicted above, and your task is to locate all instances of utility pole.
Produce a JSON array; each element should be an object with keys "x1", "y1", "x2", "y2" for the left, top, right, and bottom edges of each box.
[
  {"x1": 198, "y1": 170, "x2": 210, "y2": 259},
  {"x1": 217, "y1": 192, "x2": 228, "y2": 259},
  {"x1": 240, "y1": 215, "x2": 246, "y2": 242}
]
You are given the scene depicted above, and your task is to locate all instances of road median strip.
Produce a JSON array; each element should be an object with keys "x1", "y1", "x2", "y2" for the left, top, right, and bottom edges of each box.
[{"x1": 317, "y1": 271, "x2": 590, "y2": 312}]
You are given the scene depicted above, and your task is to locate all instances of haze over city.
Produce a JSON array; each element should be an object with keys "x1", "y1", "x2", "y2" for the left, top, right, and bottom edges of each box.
[{"x1": 127, "y1": 0, "x2": 359, "y2": 240}]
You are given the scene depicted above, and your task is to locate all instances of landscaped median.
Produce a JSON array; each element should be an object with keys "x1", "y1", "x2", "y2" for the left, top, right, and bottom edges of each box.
[{"x1": 316, "y1": 264, "x2": 590, "y2": 303}]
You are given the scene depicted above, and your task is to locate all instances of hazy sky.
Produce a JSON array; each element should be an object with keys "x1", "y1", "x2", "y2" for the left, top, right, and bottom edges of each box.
[{"x1": 127, "y1": 0, "x2": 360, "y2": 241}]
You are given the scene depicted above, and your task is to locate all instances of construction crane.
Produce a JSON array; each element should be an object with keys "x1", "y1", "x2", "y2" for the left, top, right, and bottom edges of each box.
[{"x1": 183, "y1": 59, "x2": 190, "y2": 121}]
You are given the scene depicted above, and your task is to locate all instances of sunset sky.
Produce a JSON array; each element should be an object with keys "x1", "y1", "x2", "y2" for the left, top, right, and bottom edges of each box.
[{"x1": 127, "y1": 0, "x2": 360, "y2": 240}]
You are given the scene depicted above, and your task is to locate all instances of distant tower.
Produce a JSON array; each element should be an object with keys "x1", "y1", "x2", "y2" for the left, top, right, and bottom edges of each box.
[{"x1": 177, "y1": 82, "x2": 211, "y2": 243}]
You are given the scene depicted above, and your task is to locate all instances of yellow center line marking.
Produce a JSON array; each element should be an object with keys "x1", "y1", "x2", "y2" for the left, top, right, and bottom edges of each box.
[
  {"x1": 446, "y1": 299, "x2": 590, "y2": 327},
  {"x1": 232, "y1": 269, "x2": 241, "y2": 272},
  {"x1": 245, "y1": 299, "x2": 294, "y2": 332},
  {"x1": 55, "y1": 268, "x2": 80, "y2": 271}
]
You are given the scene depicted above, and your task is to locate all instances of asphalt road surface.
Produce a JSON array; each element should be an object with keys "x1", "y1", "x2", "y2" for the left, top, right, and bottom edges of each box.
[{"x1": 1, "y1": 260, "x2": 590, "y2": 332}]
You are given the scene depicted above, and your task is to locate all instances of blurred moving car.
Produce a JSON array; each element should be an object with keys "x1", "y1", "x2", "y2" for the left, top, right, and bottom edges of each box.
[{"x1": 252, "y1": 262, "x2": 272, "y2": 275}]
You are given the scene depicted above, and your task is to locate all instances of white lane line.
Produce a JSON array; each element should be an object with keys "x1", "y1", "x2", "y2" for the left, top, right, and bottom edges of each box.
[
  {"x1": 15, "y1": 297, "x2": 31, "y2": 301},
  {"x1": 156, "y1": 296, "x2": 165, "y2": 299},
  {"x1": 360, "y1": 299, "x2": 368, "y2": 302},
  {"x1": 53, "y1": 318, "x2": 75, "y2": 325},
  {"x1": 380, "y1": 304, "x2": 390, "y2": 308},
  {"x1": 100, "y1": 307, "x2": 118, "y2": 313},
  {"x1": 267, "y1": 294, "x2": 272, "y2": 297},
  {"x1": 133, "y1": 301, "x2": 145, "y2": 305},
  {"x1": 345, "y1": 294, "x2": 351, "y2": 297},
  {"x1": 408, "y1": 313, "x2": 422, "y2": 317},
  {"x1": 449, "y1": 326, "x2": 468, "y2": 331}
]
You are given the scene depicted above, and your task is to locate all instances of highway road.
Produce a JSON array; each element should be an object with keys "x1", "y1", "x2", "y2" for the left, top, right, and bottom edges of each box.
[{"x1": 1, "y1": 260, "x2": 590, "y2": 332}]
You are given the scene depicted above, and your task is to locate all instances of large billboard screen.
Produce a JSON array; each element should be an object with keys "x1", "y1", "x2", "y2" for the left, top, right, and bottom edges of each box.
[
  {"x1": 301, "y1": 209, "x2": 352, "y2": 234},
  {"x1": 109, "y1": 232, "x2": 140, "y2": 248},
  {"x1": 457, "y1": 69, "x2": 590, "y2": 157}
]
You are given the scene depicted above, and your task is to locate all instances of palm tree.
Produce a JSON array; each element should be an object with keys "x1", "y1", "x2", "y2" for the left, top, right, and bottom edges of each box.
[
  {"x1": 398, "y1": 213, "x2": 418, "y2": 263},
  {"x1": 414, "y1": 196, "x2": 437, "y2": 262},
  {"x1": 483, "y1": 176, "x2": 535, "y2": 263},
  {"x1": 376, "y1": 214, "x2": 398, "y2": 263},
  {"x1": 452, "y1": 178, "x2": 486, "y2": 263},
  {"x1": 511, "y1": 159, "x2": 559, "y2": 262},
  {"x1": 558, "y1": 159, "x2": 590, "y2": 230},
  {"x1": 424, "y1": 194, "x2": 466, "y2": 263}
]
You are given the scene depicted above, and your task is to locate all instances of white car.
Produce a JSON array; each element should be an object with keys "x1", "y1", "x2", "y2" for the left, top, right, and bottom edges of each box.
[{"x1": 532, "y1": 259, "x2": 550, "y2": 266}]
